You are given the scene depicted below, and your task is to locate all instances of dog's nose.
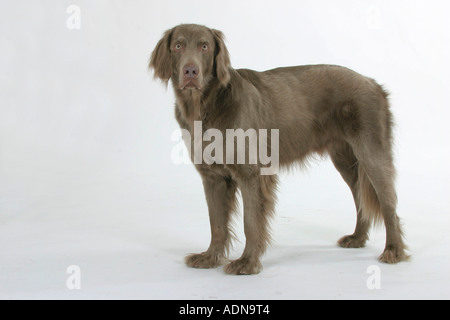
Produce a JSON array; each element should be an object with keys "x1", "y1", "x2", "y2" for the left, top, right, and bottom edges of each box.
[{"x1": 183, "y1": 64, "x2": 199, "y2": 79}]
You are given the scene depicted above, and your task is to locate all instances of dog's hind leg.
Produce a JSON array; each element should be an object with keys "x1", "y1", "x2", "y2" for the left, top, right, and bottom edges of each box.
[
  {"x1": 329, "y1": 142, "x2": 370, "y2": 248},
  {"x1": 351, "y1": 138, "x2": 409, "y2": 263}
]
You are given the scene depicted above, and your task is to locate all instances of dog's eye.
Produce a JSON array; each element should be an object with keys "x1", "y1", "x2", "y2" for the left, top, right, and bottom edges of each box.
[
  {"x1": 201, "y1": 43, "x2": 209, "y2": 52},
  {"x1": 174, "y1": 43, "x2": 182, "y2": 51}
]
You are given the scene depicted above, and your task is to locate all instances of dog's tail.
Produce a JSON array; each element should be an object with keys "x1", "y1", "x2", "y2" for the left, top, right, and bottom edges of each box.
[{"x1": 357, "y1": 165, "x2": 383, "y2": 227}]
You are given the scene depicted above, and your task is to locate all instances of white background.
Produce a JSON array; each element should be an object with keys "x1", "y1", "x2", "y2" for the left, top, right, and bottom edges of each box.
[{"x1": 1, "y1": 0, "x2": 449, "y2": 299}]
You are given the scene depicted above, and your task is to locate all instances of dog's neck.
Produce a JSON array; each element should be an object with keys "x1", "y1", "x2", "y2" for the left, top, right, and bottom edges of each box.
[
  {"x1": 174, "y1": 88, "x2": 204, "y2": 123},
  {"x1": 173, "y1": 76, "x2": 221, "y2": 125}
]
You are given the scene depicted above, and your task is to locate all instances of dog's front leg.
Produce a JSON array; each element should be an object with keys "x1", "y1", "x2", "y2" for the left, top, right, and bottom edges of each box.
[
  {"x1": 185, "y1": 170, "x2": 238, "y2": 269},
  {"x1": 224, "y1": 174, "x2": 277, "y2": 275}
]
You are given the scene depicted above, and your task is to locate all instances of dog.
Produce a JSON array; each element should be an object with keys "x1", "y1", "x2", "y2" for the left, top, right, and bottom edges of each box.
[{"x1": 149, "y1": 24, "x2": 409, "y2": 275}]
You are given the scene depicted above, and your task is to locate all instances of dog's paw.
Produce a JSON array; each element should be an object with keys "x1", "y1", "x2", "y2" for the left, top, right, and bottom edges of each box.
[
  {"x1": 337, "y1": 234, "x2": 367, "y2": 248},
  {"x1": 185, "y1": 252, "x2": 224, "y2": 269},
  {"x1": 224, "y1": 258, "x2": 262, "y2": 275},
  {"x1": 378, "y1": 246, "x2": 410, "y2": 264}
]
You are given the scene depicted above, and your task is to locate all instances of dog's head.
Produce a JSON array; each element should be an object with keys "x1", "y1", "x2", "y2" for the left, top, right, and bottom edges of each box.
[{"x1": 149, "y1": 24, "x2": 231, "y2": 91}]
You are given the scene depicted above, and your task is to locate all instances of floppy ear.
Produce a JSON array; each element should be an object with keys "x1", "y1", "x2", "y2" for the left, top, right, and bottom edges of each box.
[
  {"x1": 211, "y1": 29, "x2": 231, "y2": 87},
  {"x1": 149, "y1": 28, "x2": 173, "y2": 85}
]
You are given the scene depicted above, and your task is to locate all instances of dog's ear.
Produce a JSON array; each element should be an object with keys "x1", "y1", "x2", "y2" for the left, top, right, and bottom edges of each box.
[
  {"x1": 211, "y1": 29, "x2": 231, "y2": 87},
  {"x1": 149, "y1": 28, "x2": 173, "y2": 85}
]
